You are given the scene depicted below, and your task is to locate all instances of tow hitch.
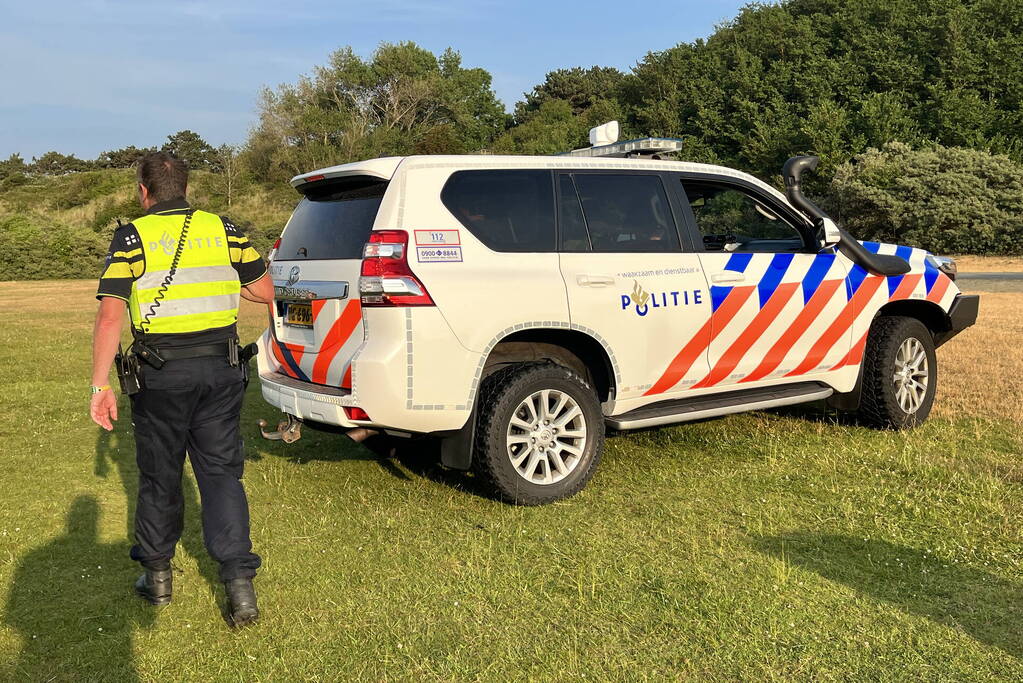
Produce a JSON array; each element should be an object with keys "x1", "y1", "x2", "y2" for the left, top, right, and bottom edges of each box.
[{"x1": 258, "y1": 414, "x2": 302, "y2": 443}]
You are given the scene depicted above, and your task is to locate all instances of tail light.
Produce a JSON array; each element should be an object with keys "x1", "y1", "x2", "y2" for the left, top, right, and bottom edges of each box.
[
  {"x1": 359, "y1": 230, "x2": 434, "y2": 306},
  {"x1": 268, "y1": 237, "x2": 281, "y2": 262}
]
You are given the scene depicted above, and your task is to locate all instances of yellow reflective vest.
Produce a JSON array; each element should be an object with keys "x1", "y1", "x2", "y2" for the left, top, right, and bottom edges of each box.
[{"x1": 128, "y1": 209, "x2": 241, "y2": 335}]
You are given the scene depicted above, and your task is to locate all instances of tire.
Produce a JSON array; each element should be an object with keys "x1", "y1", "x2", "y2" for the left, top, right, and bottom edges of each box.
[
  {"x1": 473, "y1": 362, "x2": 605, "y2": 505},
  {"x1": 856, "y1": 316, "x2": 937, "y2": 429}
]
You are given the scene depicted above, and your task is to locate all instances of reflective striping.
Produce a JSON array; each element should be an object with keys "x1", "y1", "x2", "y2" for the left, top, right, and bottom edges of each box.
[
  {"x1": 845, "y1": 264, "x2": 869, "y2": 300},
  {"x1": 830, "y1": 274, "x2": 921, "y2": 371},
  {"x1": 112, "y1": 248, "x2": 143, "y2": 260},
  {"x1": 890, "y1": 273, "x2": 922, "y2": 301},
  {"x1": 739, "y1": 278, "x2": 845, "y2": 384},
  {"x1": 101, "y1": 262, "x2": 137, "y2": 279},
  {"x1": 924, "y1": 259, "x2": 940, "y2": 293},
  {"x1": 801, "y1": 254, "x2": 834, "y2": 304},
  {"x1": 230, "y1": 246, "x2": 262, "y2": 263},
  {"x1": 724, "y1": 252, "x2": 753, "y2": 273},
  {"x1": 693, "y1": 281, "x2": 800, "y2": 388},
  {"x1": 757, "y1": 253, "x2": 794, "y2": 307},
  {"x1": 136, "y1": 264, "x2": 238, "y2": 291},
  {"x1": 143, "y1": 293, "x2": 239, "y2": 318},
  {"x1": 311, "y1": 300, "x2": 363, "y2": 385},
  {"x1": 311, "y1": 299, "x2": 326, "y2": 320},
  {"x1": 710, "y1": 285, "x2": 732, "y2": 313},
  {"x1": 926, "y1": 273, "x2": 951, "y2": 303},
  {"x1": 644, "y1": 285, "x2": 756, "y2": 396},
  {"x1": 785, "y1": 276, "x2": 885, "y2": 377},
  {"x1": 271, "y1": 335, "x2": 309, "y2": 381},
  {"x1": 831, "y1": 330, "x2": 869, "y2": 371}
]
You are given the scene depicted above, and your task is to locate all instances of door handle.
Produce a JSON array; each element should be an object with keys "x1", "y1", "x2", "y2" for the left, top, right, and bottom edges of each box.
[
  {"x1": 576, "y1": 274, "x2": 616, "y2": 287},
  {"x1": 710, "y1": 272, "x2": 745, "y2": 284}
]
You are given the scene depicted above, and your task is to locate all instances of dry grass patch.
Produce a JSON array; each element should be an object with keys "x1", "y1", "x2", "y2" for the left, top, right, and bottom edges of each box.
[
  {"x1": 952, "y1": 255, "x2": 1023, "y2": 272},
  {"x1": 934, "y1": 291, "x2": 1023, "y2": 423}
]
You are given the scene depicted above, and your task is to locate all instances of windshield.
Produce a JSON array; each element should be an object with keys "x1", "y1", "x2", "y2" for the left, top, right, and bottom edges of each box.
[{"x1": 276, "y1": 179, "x2": 386, "y2": 260}]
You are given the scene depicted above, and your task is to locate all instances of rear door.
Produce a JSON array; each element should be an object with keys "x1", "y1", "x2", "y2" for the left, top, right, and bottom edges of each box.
[
  {"x1": 556, "y1": 171, "x2": 712, "y2": 401},
  {"x1": 267, "y1": 177, "x2": 384, "y2": 387}
]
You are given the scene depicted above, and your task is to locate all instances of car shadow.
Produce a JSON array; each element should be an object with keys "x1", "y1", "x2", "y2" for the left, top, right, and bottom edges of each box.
[
  {"x1": 752, "y1": 532, "x2": 1023, "y2": 660},
  {"x1": 94, "y1": 397, "x2": 222, "y2": 599},
  {"x1": 3, "y1": 496, "x2": 154, "y2": 681},
  {"x1": 762, "y1": 399, "x2": 863, "y2": 426}
]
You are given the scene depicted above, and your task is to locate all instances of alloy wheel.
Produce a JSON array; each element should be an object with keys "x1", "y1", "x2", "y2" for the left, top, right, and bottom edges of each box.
[{"x1": 505, "y1": 389, "x2": 587, "y2": 485}]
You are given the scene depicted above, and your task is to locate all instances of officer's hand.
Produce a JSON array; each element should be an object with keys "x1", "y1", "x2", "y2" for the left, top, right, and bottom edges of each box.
[{"x1": 90, "y1": 390, "x2": 118, "y2": 431}]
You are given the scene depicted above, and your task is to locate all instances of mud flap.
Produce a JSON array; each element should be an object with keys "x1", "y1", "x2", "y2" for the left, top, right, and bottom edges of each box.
[{"x1": 439, "y1": 404, "x2": 477, "y2": 470}]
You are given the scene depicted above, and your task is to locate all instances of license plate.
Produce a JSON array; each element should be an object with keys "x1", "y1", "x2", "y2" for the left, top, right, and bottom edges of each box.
[{"x1": 284, "y1": 303, "x2": 313, "y2": 328}]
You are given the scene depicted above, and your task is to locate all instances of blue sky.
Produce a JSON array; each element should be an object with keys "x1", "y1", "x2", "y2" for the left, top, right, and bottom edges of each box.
[{"x1": 0, "y1": 0, "x2": 752, "y2": 160}]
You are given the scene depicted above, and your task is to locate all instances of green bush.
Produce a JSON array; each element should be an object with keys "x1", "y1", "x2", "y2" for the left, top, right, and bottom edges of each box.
[
  {"x1": 824, "y1": 142, "x2": 1023, "y2": 255},
  {"x1": 0, "y1": 216, "x2": 108, "y2": 280}
]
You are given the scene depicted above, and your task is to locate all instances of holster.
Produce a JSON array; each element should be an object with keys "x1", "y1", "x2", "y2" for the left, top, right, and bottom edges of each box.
[
  {"x1": 239, "y1": 342, "x2": 258, "y2": 388},
  {"x1": 115, "y1": 345, "x2": 143, "y2": 396}
]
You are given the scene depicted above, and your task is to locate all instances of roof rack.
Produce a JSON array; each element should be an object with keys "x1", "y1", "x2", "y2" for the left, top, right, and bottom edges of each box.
[{"x1": 559, "y1": 121, "x2": 685, "y2": 159}]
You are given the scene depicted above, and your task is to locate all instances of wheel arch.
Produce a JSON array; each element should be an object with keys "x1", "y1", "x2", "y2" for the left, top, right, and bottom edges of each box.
[
  {"x1": 439, "y1": 326, "x2": 618, "y2": 472},
  {"x1": 481, "y1": 328, "x2": 618, "y2": 403},
  {"x1": 830, "y1": 301, "x2": 949, "y2": 412},
  {"x1": 875, "y1": 299, "x2": 952, "y2": 341}
]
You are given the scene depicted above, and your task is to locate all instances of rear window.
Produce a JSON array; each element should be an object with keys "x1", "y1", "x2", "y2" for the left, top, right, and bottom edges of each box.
[
  {"x1": 276, "y1": 179, "x2": 386, "y2": 261},
  {"x1": 441, "y1": 170, "x2": 555, "y2": 252},
  {"x1": 571, "y1": 174, "x2": 680, "y2": 253}
]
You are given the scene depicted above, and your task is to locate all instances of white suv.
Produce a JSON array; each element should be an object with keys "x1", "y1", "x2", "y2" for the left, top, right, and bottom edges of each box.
[{"x1": 256, "y1": 142, "x2": 978, "y2": 504}]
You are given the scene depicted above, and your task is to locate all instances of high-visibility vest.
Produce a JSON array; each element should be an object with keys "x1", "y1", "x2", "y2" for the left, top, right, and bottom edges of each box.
[{"x1": 128, "y1": 209, "x2": 241, "y2": 335}]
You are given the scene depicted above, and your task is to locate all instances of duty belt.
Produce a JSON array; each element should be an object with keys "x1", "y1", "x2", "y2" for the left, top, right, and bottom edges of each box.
[
  {"x1": 151, "y1": 342, "x2": 235, "y2": 362},
  {"x1": 134, "y1": 340, "x2": 239, "y2": 369}
]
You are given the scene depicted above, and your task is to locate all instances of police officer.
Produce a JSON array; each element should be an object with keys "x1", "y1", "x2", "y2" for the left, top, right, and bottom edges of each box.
[{"x1": 89, "y1": 151, "x2": 273, "y2": 627}]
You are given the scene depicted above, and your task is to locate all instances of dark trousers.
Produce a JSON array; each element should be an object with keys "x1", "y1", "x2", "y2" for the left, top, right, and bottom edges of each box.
[{"x1": 129, "y1": 356, "x2": 260, "y2": 581}]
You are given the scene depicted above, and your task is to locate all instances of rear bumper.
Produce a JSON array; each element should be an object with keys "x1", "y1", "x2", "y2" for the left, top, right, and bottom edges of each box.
[
  {"x1": 935, "y1": 294, "x2": 980, "y2": 346},
  {"x1": 259, "y1": 370, "x2": 360, "y2": 428},
  {"x1": 254, "y1": 310, "x2": 477, "y2": 434}
]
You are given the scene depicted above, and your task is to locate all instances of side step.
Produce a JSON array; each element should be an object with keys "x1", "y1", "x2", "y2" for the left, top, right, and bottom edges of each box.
[{"x1": 606, "y1": 381, "x2": 833, "y2": 430}]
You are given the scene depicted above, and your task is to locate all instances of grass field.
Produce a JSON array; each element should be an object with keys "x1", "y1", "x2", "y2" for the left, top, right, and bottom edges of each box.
[{"x1": 0, "y1": 279, "x2": 1020, "y2": 681}]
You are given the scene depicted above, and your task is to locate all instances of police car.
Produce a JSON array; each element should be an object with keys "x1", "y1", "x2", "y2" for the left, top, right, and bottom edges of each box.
[{"x1": 256, "y1": 122, "x2": 979, "y2": 505}]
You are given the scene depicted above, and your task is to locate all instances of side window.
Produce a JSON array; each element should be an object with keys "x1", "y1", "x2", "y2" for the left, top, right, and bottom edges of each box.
[
  {"x1": 572, "y1": 174, "x2": 681, "y2": 253},
  {"x1": 557, "y1": 175, "x2": 590, "y2": 252},
  {"x1": 441, "y1": 170, "x2": 555, "y2": 252},
  {"x1": 682, "y1": 181, "x2": 807, "y2": 253}
]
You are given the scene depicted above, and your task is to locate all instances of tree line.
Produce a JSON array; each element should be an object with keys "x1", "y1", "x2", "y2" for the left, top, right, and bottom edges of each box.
[
  {"x1": 0, "y1": 130, "x2": 233, "y2": 181},
  {"x1": 2, "y1": 0, "x2": 1022, "y2": 264}
]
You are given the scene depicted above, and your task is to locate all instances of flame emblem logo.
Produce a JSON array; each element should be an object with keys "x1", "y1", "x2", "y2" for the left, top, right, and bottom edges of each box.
[
  {"x1": 630, "y1": 280, "x2": 650, "y2": 308},
  {"x1": 158, "y1": 231, "x2": 176, "y2": 256}
]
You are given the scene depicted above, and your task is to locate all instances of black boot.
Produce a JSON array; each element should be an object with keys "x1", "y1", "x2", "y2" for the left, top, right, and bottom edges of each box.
[
  {"x1": 224, "y1": 578, "x2": 259, "y2": 627},
  {"x1": 134, "y1": 567, "x2": 172, "y2": 605}
]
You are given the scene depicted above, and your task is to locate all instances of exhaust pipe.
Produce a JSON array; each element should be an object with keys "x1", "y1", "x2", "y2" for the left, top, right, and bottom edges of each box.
[{"x1": 345, "y1": 427, "x2": 379, "y2": 443}]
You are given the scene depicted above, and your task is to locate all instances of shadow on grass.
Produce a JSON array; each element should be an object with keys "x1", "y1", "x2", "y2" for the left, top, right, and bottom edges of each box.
[
  {"x1": 763, "y1": 399, "x2": 861, "y2": 427},
  {"x1": 257, "y1": 421, "x2": 500, "y2": 501},
  {"x1": 94, "y1": 401, "x2": 222, "y2": 599},
  {"x1": 3, "y1": 496, "x2": 154, "y2": 681},
  {"x1": 753, "y1": 533, "x2": 1023, "y2": 660}
]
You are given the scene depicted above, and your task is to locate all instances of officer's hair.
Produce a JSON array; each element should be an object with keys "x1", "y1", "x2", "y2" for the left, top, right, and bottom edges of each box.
[{"x1": 137, "y1": 151, "x2": 188, "y2": 203}]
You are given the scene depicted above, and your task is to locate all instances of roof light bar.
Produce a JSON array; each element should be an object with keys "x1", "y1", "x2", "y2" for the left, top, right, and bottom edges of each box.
[{"x1": 562, "y1": 137, "x2": 687, "y2": 158}]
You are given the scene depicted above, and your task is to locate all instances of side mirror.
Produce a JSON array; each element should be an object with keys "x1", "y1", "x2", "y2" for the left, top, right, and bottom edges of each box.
[{"x1": 817, "y1": 217, "x2": 841, "y2": 249}]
